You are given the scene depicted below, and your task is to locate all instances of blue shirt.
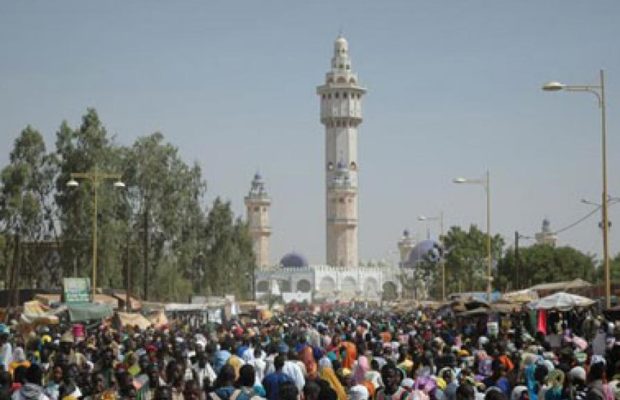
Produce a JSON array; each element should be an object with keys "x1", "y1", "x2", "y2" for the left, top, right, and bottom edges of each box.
[{"x1": 262, "y1": 371, "x2": 293, "y2": 400}]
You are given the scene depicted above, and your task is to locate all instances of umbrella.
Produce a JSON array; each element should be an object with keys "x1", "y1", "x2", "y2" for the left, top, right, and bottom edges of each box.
[{"x1": 527, "y1": 292, "x2": 595, "y2": 311}]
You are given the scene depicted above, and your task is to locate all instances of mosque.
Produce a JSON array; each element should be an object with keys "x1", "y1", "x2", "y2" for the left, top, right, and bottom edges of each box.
[{"x1": 247, "y1": 36, "x2": 437, "y2": 304}]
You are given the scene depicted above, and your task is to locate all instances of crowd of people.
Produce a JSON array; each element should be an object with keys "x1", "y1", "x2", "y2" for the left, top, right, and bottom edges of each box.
[{"x1": 0, "y1": 306, "x2": 618, "y2": 400}]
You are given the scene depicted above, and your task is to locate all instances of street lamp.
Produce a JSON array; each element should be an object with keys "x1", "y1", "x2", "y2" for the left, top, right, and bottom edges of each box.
[
  {"x1": 542, "y1": 70, "x2": 611, "y2": 308},
  {"x1": 418, "y1": 212, "x2": 446, "y2": 300},
  {"x1": 417, "y1": 213, "x2": 444, "y2": 239},
  {"x1": 453, "y1": 170, "x2": 492, "y2": 302},
  {"x1": 581, "y1": 197, "x2": 619, "y2": 230},
  {"x1": 66, "y1": 168, "x2": 125, "y2": 300}
]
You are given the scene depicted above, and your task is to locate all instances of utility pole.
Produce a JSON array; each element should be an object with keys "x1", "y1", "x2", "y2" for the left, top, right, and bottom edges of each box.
[
  {"x1": 143, "y1": 199, "x2": 149, "y2": 301},
  {"x1": 9, "y1": 231, "x2": 20, "y2": 311},
  {"x1": 514, "y1": 231, "x2": 520, "y2": 290},
  {"x1": 125, "y1": 231, "x2": 131, "y2": 311}
]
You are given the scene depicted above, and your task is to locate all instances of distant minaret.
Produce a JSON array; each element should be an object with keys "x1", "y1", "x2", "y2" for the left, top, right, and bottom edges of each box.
[
  {"x1": 317, "y1": 35, "x2": 366, "y2": 267},
  {"x1": 398, "y1": 229, "x2": 416, "y2": 268},
  {"x1": 245, "y1": 173, "x2": 271, "y2": 269},
  {"x1": 535, "y1": 218, "x2": 557, "y2": 247}
]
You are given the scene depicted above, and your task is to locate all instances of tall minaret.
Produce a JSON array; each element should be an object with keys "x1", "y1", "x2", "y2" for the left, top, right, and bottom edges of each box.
[
  {"x1": 245, "y1": 173, "x2": 271, "y2": 270},
  {"x1": 398, "y1": 229, "x2": 416, "y2": 268},
  {"x1": 317, "y1": 36, "x2": 366, "y2": 267}
]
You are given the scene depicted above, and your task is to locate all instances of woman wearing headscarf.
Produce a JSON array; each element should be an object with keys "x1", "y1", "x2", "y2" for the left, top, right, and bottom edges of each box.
[
  {"x1": 339, "y1": 341, "x2": 357, "y2": 370},
  {"x1": 299, "y1": 346, "x2": 318, "y2": 380},
  {"x1": 319, "y1": 366, "x2": 347, "y2": 400},
  {"x1": 351, "y1": 356, "x2": 375, "y2": 399},
  {"x1": 8, "y1": 348, "x2": 30, "y2": 377}
]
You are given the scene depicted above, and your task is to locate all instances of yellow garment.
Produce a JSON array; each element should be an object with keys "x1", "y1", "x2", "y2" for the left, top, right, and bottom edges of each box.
[
  {"x1": 398, "y1": 359, "x2": 414, "y2": 374},
  {"x1": 227, "y1": 355, "x2": 244, "y2": 380},
  {"x1": 320, "y1": 367, "x2": 347, "y2": 400},
  {"x1": 9, "y1": 361, "x2": 31, "y2": 377}
]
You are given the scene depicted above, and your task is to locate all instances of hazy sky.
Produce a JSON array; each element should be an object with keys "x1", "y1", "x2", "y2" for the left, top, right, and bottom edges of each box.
[{"x1": 1, "y1": 1, "x2": 619, "y2": 266}]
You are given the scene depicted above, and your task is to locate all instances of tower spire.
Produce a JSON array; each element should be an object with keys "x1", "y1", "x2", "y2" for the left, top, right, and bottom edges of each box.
[
  {"x1": 317, "y1": 36, "x2": 366, "y2": 267},
  {"x1": 245, "y1": 173, "x2": 272, "y2": 269}
]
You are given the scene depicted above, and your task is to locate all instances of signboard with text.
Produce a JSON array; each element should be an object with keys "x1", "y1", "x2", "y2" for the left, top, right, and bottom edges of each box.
[{"x1": 63, "y1": 278, "x2": 90, "y2": 303}]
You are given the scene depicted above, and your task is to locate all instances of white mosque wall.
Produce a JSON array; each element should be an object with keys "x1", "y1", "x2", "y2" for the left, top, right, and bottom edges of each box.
[{"x1": 254, "y1": 265, "x2": 402, "y2": 304}]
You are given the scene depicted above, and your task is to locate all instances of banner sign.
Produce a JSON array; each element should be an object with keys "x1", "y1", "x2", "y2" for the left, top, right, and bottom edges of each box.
[{"x1": 63, "y1": 278, "x2": 90, "y2": 303}]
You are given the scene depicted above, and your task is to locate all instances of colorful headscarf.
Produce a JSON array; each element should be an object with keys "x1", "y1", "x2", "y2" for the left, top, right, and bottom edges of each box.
[
  {"x1": 352, "y1": 356, "x2": 370, "y2": 385},
  {"x1": 319, "y1": 366, "x2": 347, "y2": 400}
]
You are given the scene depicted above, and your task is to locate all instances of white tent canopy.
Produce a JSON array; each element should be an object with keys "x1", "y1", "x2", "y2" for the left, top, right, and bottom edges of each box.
[
  {"x1": 528, "y1": 279, "x2": 592, "y2": 292},
  {"x1": 527, "y1": 292, "x2": 595, "y2": 311}
]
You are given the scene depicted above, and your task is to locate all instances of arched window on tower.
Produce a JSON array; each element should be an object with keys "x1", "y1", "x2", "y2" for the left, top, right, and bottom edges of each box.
[
  {"x1": 337, "y1": 77, "x2": 346, "y2": 83},
  {"x1": 350, "y1": 161, "x2": 357, "y2": 171}
]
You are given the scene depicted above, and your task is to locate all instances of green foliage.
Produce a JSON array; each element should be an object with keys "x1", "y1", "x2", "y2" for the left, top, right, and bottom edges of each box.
[
  {"x1": 150, "y1": 256, "x2": 193, "y2": 303},
  {"x1": 0, "y1": 126, "x2": 58, "y2": 287},
  {"x1": 54, "y1": 109, "x2": 126, "y2": 287},
  {"x1": 590, "y1": 253, "x2": 620, "y2": 284},
  {"x1": 200, "y1": 198, "x2": 255, "y2": 299},
  {"x1": 496, "y1": 244, "x2": 596, "y2": 291},
  {"x1": 609, "y1": 253, "x2": 620, "y2": 283},
  {"x1": 442, "y1": 225, "x2": 504, "y2": 294},
  {"x1": 0, "y1": 108, "x2": 255, "y2": 301}
]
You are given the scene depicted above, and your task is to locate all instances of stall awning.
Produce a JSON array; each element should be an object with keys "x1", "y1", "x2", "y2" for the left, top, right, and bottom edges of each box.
[
  {"x1": 527, "y1": 292, "x2": 595, "y2": 311},
  {"x1": 67, "y1": 303, "x2": 114, "y2": 322},
  {"x1": 116, "y1": 312, "x2": 152, "y2": 330}
]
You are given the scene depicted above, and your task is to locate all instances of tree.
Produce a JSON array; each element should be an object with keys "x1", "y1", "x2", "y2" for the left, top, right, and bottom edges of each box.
[
  {"x1": 0, "y1": 126, "x2": 58, "y2": 288},
  {"x1": 496, "y1": 244, "x2": 596, "y2": 291},
  {"x1": 200, "y1": 198, "x2": 255, "y2": 299},
  {"x1": 442, "y1": 225, "x2": 504, "y2": 295},
  {"x1": 0, "y1": 109, "x2": 255, "y2": 301},
  {"x1": 612, "y1": 253, "x2": 620, "y2": 282},
  {"x1": 399, "y1": 254, "x2": 441, "y2": 300},
  {"x1": 122, "y1": 132, "x2": 207, "y2": 299},
  {"x1": 54, "y1": 109, "x2": 127, "y2": 288}
]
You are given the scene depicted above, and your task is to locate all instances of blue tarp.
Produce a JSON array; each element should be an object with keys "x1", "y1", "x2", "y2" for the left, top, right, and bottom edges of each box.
[{"x1": 450, "y1": 291, "x2": 502, "y2": 303}]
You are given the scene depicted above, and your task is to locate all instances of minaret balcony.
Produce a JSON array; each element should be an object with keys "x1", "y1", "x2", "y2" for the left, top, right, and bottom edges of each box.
[
  {"x1": 320, "y1": 115, "x2": 363, "y2": 125},
  {"x1": 327, "y1": 218, "x2": 358, "y2": 227},
  {"x1": 250, "y1": 227, "x2": 272, "y2": 235},
  {"x1": 328, "y1": 185, "x2": 357, "y2": 194},
  {"x1": 244, "y1": 197, "x2": 272, "y2": 206}
]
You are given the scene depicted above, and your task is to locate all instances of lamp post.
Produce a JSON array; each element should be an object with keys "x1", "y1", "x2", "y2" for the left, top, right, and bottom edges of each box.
[
  {"x1": 453, "y1": 171, "x2": 492, "y2": 302},
  {"x1": 67, "y1": 168, "x2": 125, "y2": 300},
  {"x1": 418, "y1": 212, "x2": 446, "y2": 300},
  {"x1": 581, "y1": 196, "x2": 618, "y2": 238},
  {"x1": 543, "y1": 70, "x2": 611, "y2": 308}
]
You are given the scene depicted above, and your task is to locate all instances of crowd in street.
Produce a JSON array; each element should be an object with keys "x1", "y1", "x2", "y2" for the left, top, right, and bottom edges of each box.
[{"x1": 0, "y1": 306, "x2": 619, "y2": 400}]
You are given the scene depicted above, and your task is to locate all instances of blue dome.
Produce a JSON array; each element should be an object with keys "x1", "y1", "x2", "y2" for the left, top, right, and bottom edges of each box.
[
  {"x1": 406, "y1": 239, "x2": 443, "y2": 268},
  {"x1": 280, "y1": 252, "x2": 309, "y2": 268}
]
